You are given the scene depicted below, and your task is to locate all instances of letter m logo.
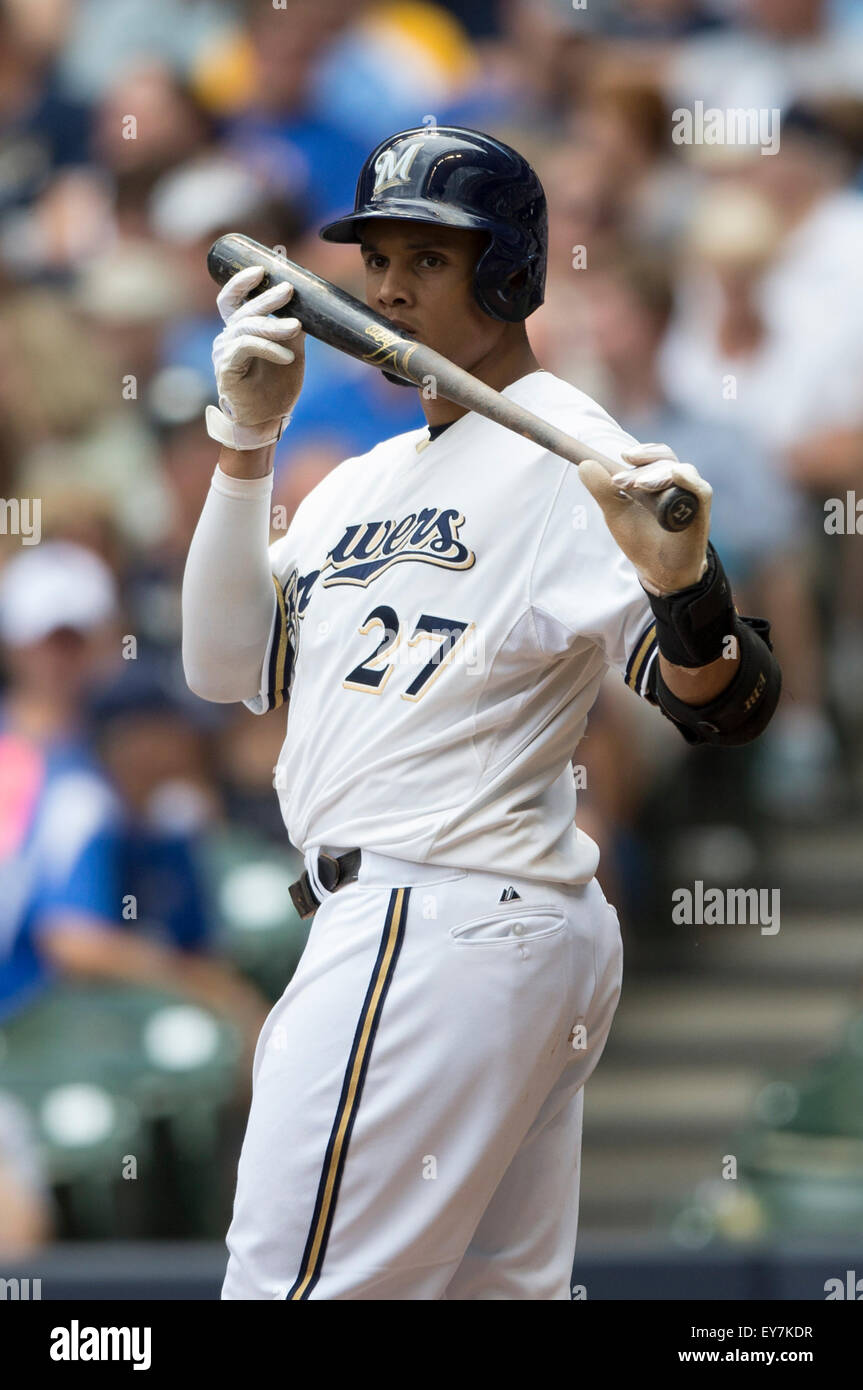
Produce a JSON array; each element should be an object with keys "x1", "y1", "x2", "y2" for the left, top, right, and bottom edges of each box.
[{"x1": 373, "y1": 143, "x2": 423, "y2": 196}]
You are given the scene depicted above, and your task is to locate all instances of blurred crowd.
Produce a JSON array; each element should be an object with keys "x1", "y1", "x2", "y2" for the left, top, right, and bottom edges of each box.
[{"x1": 1, "y1": 0, "x2": 863, "y2": 1250}]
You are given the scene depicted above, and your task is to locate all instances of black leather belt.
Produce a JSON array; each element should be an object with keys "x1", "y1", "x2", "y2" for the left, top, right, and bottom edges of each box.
[{"x1": 289, "y1": 848, "x2": 362, "y2": 920}]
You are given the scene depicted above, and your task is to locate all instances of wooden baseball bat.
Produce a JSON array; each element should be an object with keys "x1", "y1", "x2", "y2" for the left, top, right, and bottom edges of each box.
[{"x1": 207, "y1": 233, "x2": 699, "y2": 532}]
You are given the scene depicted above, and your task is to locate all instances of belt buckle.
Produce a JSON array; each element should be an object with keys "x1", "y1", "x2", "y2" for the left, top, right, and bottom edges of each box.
[{"x1": 316, "y1": 852, "x2": 342, "y2": 893}]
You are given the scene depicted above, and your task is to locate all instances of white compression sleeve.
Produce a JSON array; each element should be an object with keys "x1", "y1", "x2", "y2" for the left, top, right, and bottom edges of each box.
[{"x1": 182, "y1": 465, "x2": 277, "y2": 703}]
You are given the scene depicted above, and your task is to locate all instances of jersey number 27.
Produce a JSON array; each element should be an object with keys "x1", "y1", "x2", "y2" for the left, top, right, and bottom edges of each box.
[{"x1": 343, "y1": 605, "x2": 473, "y2": 702}]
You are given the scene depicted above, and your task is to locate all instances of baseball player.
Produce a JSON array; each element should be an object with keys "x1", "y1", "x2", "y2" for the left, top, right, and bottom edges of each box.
[{"x1": 182, "y1": 127, "x2": 781, "y2": 1300}]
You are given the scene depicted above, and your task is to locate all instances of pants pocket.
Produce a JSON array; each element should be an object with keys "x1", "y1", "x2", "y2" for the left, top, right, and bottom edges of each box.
[{"x1": 449, "y1": 904, "x2": 567, "y2": 946}]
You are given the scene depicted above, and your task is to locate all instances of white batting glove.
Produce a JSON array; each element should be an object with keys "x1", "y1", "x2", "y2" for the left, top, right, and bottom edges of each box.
[
  {"x1": 206, "y1": 265, "x2": 305, "y2": 451},
  {"x1": 578, "y1": 442, "x2": 712, "y2": 597}
]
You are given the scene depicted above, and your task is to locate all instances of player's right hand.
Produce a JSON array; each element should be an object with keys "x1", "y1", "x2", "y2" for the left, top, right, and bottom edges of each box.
[
  {"x1": 579, "y1": 442, "x2": 712, "y2": 596},
  {"x1": 206, "y1": 265, "x2": 305, "y2": 451}
]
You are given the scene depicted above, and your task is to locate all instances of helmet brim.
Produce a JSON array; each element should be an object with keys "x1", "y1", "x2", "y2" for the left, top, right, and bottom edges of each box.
[{"x1": 319, "y1": 200, "x2": 496, "y2": 243}]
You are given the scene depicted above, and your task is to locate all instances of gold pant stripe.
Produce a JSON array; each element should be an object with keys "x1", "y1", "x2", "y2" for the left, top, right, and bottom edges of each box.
[{"x1": 288, "y1": 886, "x2": 409, "y2": 1299}]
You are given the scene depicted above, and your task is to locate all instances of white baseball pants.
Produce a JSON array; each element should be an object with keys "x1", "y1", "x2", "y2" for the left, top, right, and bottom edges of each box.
[{"x1": 221, "y1": 848, "x2": 623, "y2": 1301}]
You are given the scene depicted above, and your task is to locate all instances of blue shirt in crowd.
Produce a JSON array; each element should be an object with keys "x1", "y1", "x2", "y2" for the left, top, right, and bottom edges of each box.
[{"x1": 0, "y1": 720, "x2": 120, "y2": 1021}]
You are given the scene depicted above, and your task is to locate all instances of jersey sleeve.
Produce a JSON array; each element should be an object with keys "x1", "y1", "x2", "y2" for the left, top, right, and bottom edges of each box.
[
  {"x1": 242, "y1": 452, "x2": 363, "y2": 715},
  {"x1": 528, "y1": 447, "x2": 658, "y2": 699},
  {"x1": 243, "y1": 529, "x2": 301, "y2": 716}
]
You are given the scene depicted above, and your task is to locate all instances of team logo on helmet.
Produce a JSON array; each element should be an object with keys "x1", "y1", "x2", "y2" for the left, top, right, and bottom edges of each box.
[{"x1": 372, "y1": 141, "x2": 423, "y2": 196}]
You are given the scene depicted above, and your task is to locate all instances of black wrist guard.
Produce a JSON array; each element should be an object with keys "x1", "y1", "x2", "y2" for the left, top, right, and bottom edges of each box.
[
  {"x1": 646, "y1": 542, "x2": 734, "y2": 669},
  {"x1": 651, "y1": 613, "x2": 781, "y2": 746}
]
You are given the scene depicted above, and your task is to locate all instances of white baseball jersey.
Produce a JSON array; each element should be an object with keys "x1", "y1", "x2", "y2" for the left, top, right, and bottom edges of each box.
[{"x1": 248, "y1": 369, "x2": 658, "y2": 885}]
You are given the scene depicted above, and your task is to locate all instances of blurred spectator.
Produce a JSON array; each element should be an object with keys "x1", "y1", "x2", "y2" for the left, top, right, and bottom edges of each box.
[
  {"x1": 0, "y1": 543, "x2": 268, "y2": 1053},
  {"x1": 583, "y1": 251, "x2": 841, "y2": 822},
  {"x1": 128, "y1": 377, "x2": 218, "y2": 654},
  {"x1": 57, "y1": 0, "x2": 235, "y2": 104},
  {"x1": 750, "y1": 106, "x2": 863, "y2": 486},
  {"x1": 0, "y1": 287, "x2": 115, "y2": 449},
  {"x1": 0, "y1": 1, "x2": 91, "y2": 226},
  {"x1": 0, "y1": 541, "x2": 124, "y2": 1021},
  {"x1": 91, "y1": 666, "x2": 218, "y2": 953},
  {"x1": 658, "y1": 115, "x2": 863, "y2": 751},
  {"x1": 76, "y1": 240, "x2": 188, "y2": 387},
  {"x1": 585, "y1": 252, "x2": 805, "y2": 589},
  {"x1": 475, "y1": 0, "x2": 600, "y2": 135},
  {"x1": 217, "y1": 705, "x2": 297, "y2": 844},
  {"x1": 573, "y1": 66, "x2": 700, "y2": 246},
  {"x1": 2, "y1": 57, "x2": 219, "y2": 277},
  {"x1": 541, "y1": 142, "x2": 630, "y2": 277},
  {"x1": 0, "y1": 1092, "x2": 53, "y2": 1255},
  {"x1": 209, "y1": 0, "x2": 370, "y2": 224},
  {"x1": 528, "y1": 143, "x2": 628, "y2": 398},
  {"x1": 598, "y1": 0, "x2": 725, "y2": 41},
  {"x1": 661, "y1": 153, "x2": 863, "y2": 469},
  {"x1": 91, "y1": 60, "x2": 217, "y2": 240},
  {"x1": 0, "y1": 277, "x2": 174, "y2": 550},
  {"x1": 670, "y1": 0, "x2": 863, "y2": 113},
  {"x1": 309, "y1": 1, "x2": 479, "y2": 146}
]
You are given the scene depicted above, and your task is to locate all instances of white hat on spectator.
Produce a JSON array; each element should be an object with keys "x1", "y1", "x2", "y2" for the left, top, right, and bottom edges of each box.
[
  {"x1": 150, "y1": 156, "x2": 274, "y2": 245},
  {"x1": 0, "y1": 542, "x2": 118, "y2": 647},
  {"x1": 75, "y1": 241, "x2": 185, "y2": 322}
]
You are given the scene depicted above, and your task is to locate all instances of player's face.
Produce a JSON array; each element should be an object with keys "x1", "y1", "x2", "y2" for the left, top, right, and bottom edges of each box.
[{"x1": 360, "y1": 221, "x2": 505, "y2": 372}]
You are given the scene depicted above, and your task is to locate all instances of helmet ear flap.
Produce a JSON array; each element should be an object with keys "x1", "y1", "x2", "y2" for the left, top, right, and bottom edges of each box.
[
  {"x1": 504, "y1": 265, "x2": 530, "y2": 298},
  {"x1": 474, "y1": 240, "x2": 543, "y2": 323}
]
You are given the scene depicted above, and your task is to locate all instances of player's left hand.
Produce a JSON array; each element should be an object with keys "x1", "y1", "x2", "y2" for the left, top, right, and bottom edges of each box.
[
  {"x1": 207, "y1": 265, "x2": 305, "y2": 451},
  {"x1": 578, "y1": 442, "x2": 713, "y2": 596}
]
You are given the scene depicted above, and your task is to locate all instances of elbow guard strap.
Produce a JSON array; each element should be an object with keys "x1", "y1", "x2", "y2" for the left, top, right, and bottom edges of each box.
[
  {"x1": 651, "y1": 614, "x2": 782, "y2": 746},
  {"x1": 645, "y1": 542, "x2": 734, "y2": 668}
]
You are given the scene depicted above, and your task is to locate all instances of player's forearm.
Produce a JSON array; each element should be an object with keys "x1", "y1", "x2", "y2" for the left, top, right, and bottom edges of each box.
[
  {"x1": 182, "y1": 458, "x2": 277, "y2": 703},
  {"x1": 217, "y1": 442, "x2": 276, "y2": 480},
  {"x1": 658, "y1": 648, "x2": 741, "y2": 705},
  {"x1": 646, "y1": 544, "x2": 781, "y2": 744}
]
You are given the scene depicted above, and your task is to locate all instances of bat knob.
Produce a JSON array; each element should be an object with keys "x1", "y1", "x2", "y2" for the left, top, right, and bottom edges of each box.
[{"x1": 657, "y1": 487, "x2": 699, "y2": 533}]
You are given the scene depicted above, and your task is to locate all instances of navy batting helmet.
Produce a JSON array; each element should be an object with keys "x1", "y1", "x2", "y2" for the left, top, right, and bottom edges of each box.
[{"x1": 319, "y1": 125, "x2": 547, "y2": 323}]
